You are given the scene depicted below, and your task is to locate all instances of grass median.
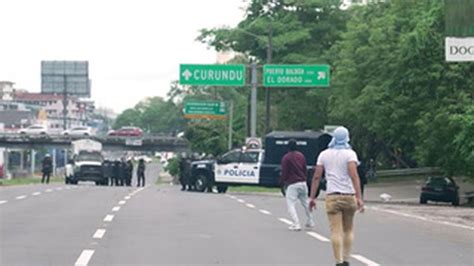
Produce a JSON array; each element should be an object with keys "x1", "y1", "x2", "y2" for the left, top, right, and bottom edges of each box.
[
  {"x1": 0, "y1": 176, "x2": 63, "y2": 186},
  {"x1": 228, "y1": 185, "x2": 281, "y2": 194}
]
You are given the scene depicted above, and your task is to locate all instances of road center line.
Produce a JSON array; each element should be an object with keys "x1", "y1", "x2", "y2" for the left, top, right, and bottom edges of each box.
[
  {"x1": 124, "y1": 196, "x2": 131, "y2": 200},
  {"x1": 45, "y1": 189, "x2": 53, "y2": 193},
  {"x1": 32, "y1": 192, "x2": 41, "y2": 196},
  {"x1": 118, "y1": 200, "x2": 126, "y2": 205},
  {"x1": 259, "y1": 209, "x2": 272, "y2": 215},
  {"x1": 112, "y1": 206, "x2": 121, "y2": 212},
  {"x1": 74, "y1": 249, "x2": 95, "y2": 266},
  {"x1": 237, "y1": 199, "x2": 245, "y2": 203},
  {"x1": 278, "y1": 218, "x2": 293, "y2": 225},
  {"x1": 0, "y1": 200, "x2": 7, "y2": 205},
  {"x1": 246, "y1": 203, "x2": 256, "y2": 208},
  {"x1": 93, "y1": 229, "x2": 106, "y2": 239},
  {"x1": 307, "y1": 232, "x2": 330, "y2": 242},
  {"x1": 56, "y1": 187, "x2": 63, "y2": 191},
  {"x1": 351, "y1": 254, "x2": 380, "y2": 266},
  {"x1": 16, "y1": 195, "x2": 27, "y2": 200},
  {"x1": 103, "y1": 215, "x2": 114, "y2": 222}
]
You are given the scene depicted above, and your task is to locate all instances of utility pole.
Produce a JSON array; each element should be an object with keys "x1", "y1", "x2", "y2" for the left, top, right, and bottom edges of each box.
[
  {"x1": 264, "y1": 24, "x2": 273, "y2": 134},
  {"x1": 250, "y1": 62, "x2": 258, "y2": 137},
  {"x1": 62, "y1": 74, "x2": 68, "y2": 130},
  {"x1": 227, "y1": 101, "x2": 234, "y2": 150}
]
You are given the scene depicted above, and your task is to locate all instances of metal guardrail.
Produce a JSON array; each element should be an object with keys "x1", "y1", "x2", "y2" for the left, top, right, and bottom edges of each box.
[{"x1": 377, "y1": 167, "x2": 442, "y2": 177}]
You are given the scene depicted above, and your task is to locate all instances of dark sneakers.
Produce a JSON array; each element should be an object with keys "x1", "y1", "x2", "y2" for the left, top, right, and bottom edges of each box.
[{"x1": 336, "y1": 262, "x2": 349, "y2": 266}]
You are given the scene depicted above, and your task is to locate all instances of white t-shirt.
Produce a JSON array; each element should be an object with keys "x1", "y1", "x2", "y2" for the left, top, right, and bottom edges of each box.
[{"x1": 316, "y1": 148, "x2": 359, "y2": 194}]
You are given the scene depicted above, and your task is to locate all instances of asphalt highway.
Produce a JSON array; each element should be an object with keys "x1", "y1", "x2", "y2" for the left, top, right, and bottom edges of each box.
[{"x1": 1, "y1": 164, "x2": 473, "y2": 266}]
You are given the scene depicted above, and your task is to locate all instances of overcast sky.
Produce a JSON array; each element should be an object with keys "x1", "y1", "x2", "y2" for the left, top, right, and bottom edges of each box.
[{"x1": 0, "y1": 0, "x2": 246, "y2": 113}]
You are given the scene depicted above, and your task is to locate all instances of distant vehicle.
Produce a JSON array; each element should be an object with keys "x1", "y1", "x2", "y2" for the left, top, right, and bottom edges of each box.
[
  {"x1": 420, "y1": 176, "x2": 460, "y2": 206},
  {"x1": 62, "y1": 126, "x2": 93, "y2": 137},
  {"x1": 19, "y1": 124, "x2": 48, "y2": 135},
  {"x1": 107, "y1": 126, "x2": 143, "y2": 137},
  {"x1": 134, "y1": 155, "x2": 152, "y2": 163},
  {"x1": 69, "y1": 139, "x2": 107, "y2": 185}
]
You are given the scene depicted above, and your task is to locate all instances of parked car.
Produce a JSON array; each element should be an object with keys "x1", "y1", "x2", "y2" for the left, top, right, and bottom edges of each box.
[
  {"x1": 19, "y1": 124, "x2": 48, "y2": 135},
  {"x1": 62, "y1": 126, "x2": 93, "y2": 137},
  {"x1": 107, "y1": 126, "x2": 143, "y2": 137},
  {"x1": 420, "y1": 176, "x2": 460, "y2": 206}
]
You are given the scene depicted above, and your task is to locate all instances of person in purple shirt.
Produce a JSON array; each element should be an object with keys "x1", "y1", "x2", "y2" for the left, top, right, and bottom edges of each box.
[{"x1": 280, "y1": 139, "x2": 314, "y2": 231}]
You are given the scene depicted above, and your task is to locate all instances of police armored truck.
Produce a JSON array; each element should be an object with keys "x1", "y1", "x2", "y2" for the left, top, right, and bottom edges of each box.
[{"x1": 190, "y1": 131, "x2": 331, "y2": 194}]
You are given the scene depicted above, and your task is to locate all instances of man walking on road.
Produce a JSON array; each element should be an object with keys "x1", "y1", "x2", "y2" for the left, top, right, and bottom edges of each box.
[
  {"x1": 41, "y1": 154, "x2": 53, "y2": 184},
  {"x1": 309, "y1": 126, "x2": 364, "y2": 266},
  {"x1": 280, "y1": 139, "x2": 314, "y2": 231}
]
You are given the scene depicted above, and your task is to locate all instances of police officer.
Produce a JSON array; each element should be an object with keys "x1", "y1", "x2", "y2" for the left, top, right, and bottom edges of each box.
[
  {"x1": 137, "y1": 158, "x2": 146, "y2": 187},
  {"x1": 41, "y1": 154, "x2": 53, "y2": 184},
  {"x1": 178, "y1": 153, "x2": 188, "y2": 191},
  {"x1": 126, "y1": 159, "x2": 133, "y2": 186},
  {"x1": 113, "y1": 160, "x2": 121, "y2": 186}
]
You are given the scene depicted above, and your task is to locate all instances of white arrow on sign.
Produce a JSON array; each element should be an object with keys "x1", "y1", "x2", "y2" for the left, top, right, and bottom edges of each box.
[
  {"x1": 317, "y1": 71, "x2": 326, "y2": 80},
  {"x1": 182, "y1": 69, "x2": 192, "y2": 80}
]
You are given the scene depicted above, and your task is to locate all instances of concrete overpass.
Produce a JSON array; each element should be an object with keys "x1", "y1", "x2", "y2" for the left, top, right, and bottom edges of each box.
[{"x1": 0, "y1": 133, "x2": 190, "y2": 152}]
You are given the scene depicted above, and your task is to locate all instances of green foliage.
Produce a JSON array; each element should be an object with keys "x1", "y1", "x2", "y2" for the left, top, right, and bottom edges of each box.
[
  {"x1": 113, "y1": 97, "x2": 185, "y2": 135},
  {"x1": 164, "y1": 157, "x2": 180, "y2": 177}
]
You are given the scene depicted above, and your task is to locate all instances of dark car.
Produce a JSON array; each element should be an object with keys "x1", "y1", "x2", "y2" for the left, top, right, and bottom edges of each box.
[
  {"x1": 107, "y1": 126, "x2": 143, "y2": 137},
  {"x1": 420, "y1": 176, "x2": 460, "y2": 206}
]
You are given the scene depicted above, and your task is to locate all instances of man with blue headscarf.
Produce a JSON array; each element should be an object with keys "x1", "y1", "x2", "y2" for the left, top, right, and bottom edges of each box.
[{"x1": 309, "y1": 126, "x2": 364, "y2": 266}]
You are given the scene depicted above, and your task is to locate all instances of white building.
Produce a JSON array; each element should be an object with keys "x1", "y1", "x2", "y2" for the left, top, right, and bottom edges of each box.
[{"x1": 0, "y1": 81, "x2": 15, "y2": 101}]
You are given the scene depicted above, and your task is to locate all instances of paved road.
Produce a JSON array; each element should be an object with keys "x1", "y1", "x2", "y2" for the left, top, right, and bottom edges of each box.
[{"x1": 1, "y1": 164, "x2": 473, "y2": 265}]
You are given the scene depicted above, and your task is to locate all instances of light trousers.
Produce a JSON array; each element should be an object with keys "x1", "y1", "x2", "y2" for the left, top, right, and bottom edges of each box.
[{"x1": 285, "y1": 181, "x2": 313, "y2": 226}]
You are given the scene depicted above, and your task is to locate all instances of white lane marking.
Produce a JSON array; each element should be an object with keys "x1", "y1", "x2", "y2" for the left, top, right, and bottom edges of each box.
[
  {"x1": 103, "y1": 215, "x2": 114, "y2": 222},
  {"x1": 56, "y1": 187, "x2": 63, "y2": 191},
  {"x1": 229, "y1": 195, "x2": 237, "y2": 199},
  {"x1": 246, "y1": 203, "x2": 256, "y2": 209},
  {"x1": 259, "y1": 209, "x2": 272, "y2": 215},
  {"x1": 112, "y1": 206, "x2": 121, "y2": 212},
  {"x1": 369, "y1": 206, "x2": 474, "y2": 231},
  {"x1": 351, "y1": 254, "x2": 380, "y2": 266},
  {"x1": 32, "y1": 192, "x2": 41, "y2": 196},
  {"x1": 278, "y1": 218, "x2": 293, "y2": 225},
  {"x1": 93, "y1": 229, "x2": 106, "y2": 239},
  {"x1": 118, "y1": 200, "x2": 126, "y2": 205},
  {"x1": 16, "y1": 195, "x2": 27, "y2": 200},
  {"x1": 45, "y1": 189, "x2": 53, "y2": 193},
  {"x1": 307, "y1": 232, "x2": 330, "y2": 242},
  {"x1": 75, "y1": 249, "x2": 95, "y2": 266},
  {"x1": 124, "y1": 196, "x2": 131, "y2": 200},
  {"x1": 237, "y1": 199, "x2": 245, "y2": 203},
  {"x1": 0, "y1": 200, "x2": 7, "y2": 205}
]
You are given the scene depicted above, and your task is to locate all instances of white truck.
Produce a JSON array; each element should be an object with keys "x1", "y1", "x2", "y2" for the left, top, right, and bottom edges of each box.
[{"x1": 68, "y1": 139, "x2": 106, "y2": 185}]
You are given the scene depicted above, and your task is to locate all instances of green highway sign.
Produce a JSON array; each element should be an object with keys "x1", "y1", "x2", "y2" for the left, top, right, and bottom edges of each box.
[
  {"x1": 180, "y1": 64, "x2": 246, "y2": 86},
  {"x1": 263, "y1": 64, "x2": 330, "y2": 87},
  {"x1": 183, "y1": 100, "x2": 227, "y2": 120}
]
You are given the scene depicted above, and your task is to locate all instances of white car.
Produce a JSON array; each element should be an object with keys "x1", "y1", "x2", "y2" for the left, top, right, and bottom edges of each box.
[
  {"x1": 19, "y1": 124, "x2": 48, "y2": 135},
  {"x1": 62, "y1": 126, "x2": 93, "y2": 136}
]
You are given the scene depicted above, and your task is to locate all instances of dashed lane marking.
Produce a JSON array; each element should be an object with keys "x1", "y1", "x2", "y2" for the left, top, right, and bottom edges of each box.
[
  {"x1": 118, "y1": 200, "x2": 126, "y2": 205},
  {"x1": 32, "y1": 192, "x2": 41, "y2": 196},
  {"x1": 124, "y1": 196, "x2": 131, "y2": 200},
  {"x1": 246, "y1": 203, "x2": 256, "y2": 209},
  {"x1": 56, "y1": 187, "x2": 63, "y2": 191},
  {"x1": 16, "y1": 195, "x2": 27, "y2": 200},
  {"x1": 74, "y1": 249, "x2": 95, "y2": 266},
  {"x1": 259, "y1": 209, "x2": 272, "y2": 215},
  {"x1": 237, "y1": 199, "x2": 246, "y2": 203},
  {"x1": 93, "y1": 229, "x2": 106, "y2": 239},
  {"x1": 351, "y1": 254, "x2": 380, "y2": 266},
  {"x1": 278, "y1": 218, "x2": 293, "y2": 225},
  {"x1": 306, "y1": 232, "x2": 330, "y2": 242},
  {"x1": 45, "y1": 189, "x2": 53, "y2": 193},
  {"x1": 103, "y1": 215, "x2": 114, "y2": 222},
  {"x1": 112, "y1": 206, "x2": 121, "y2": 212},
  {"x1": 0, "y1": 200, "x2": 7, "y2": 205}
]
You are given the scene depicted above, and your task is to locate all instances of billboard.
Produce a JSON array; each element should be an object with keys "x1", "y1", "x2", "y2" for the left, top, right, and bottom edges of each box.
[{"x1": 41, "y1": 61, "x2": 90, "y2": 97}]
